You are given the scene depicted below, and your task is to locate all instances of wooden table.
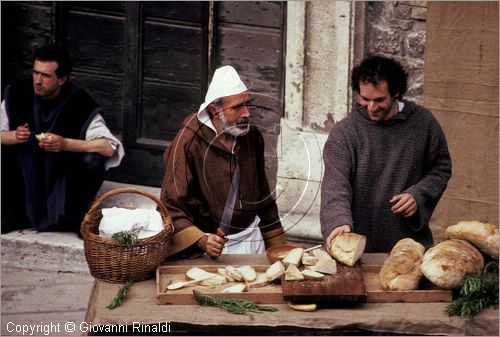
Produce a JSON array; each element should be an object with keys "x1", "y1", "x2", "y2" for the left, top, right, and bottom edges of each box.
[{"x1": 84, "y1": 254, "x2": 499, "y2": 336}]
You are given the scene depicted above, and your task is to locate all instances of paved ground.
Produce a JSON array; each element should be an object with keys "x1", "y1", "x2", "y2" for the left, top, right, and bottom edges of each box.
[
  {"x1": 1, "y1": 267, "x2": 94, "y2": 336},
  {"x1": 1, "y1": 229, "x2": 94, "y2": 336}
]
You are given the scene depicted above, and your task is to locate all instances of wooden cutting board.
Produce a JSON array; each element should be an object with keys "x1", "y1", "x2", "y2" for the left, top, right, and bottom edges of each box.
[
  {"x1": 156, "y1": 265, "x2": 285, "y2": 305},
  {"x1": 282, "y1": 263, "x2": 367, "y2": 303}
]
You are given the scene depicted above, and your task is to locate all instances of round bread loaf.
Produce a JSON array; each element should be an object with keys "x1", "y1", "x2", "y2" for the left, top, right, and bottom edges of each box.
[
  {"x1": 379, "y1": 238, "x2": 425, "y2": 291},
  {"x1": 420, "y1": 239, "x2": 484, "y2": 289},
  {"x1": 445, "y1": 221, "x2": 498, "y2": 259}
]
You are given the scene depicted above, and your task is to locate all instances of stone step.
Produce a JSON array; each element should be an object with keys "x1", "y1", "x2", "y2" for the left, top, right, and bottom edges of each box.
[
  {"x1": 1, "y1": 229, "x2": 88, "y2": 273},
  {"x1": 0, "y1": 181, "x2": 158, "y2": 273}
]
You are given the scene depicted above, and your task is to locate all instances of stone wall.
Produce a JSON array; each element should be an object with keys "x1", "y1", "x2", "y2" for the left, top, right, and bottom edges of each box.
[
  {"x1": 365, "y1": 1, "x2": 427, "y2": 104},
  {"x1": 280, "y1": 1, "x2": 430, "y2": 243},
  {"x1": 280, "y1": 2, "x2": 353, "y2": 242}
]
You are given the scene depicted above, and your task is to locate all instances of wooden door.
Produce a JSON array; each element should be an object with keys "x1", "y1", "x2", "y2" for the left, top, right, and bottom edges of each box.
[
  {"x1": 60, "y1": 2, "x2": 208, "y2": 186},
  {"x1": 1, "y1": 1, "x2": 285, "y2": 187},
  {"x1": 213, "y1": 2, "x2": 285, "y2": 189}
]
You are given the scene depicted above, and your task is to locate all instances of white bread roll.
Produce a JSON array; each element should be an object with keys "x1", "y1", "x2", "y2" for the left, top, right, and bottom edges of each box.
[
  {"x1": 329, "y1": 232, "x2": 366, "y2": 267},
  {"x1": 266, "y1": 261, "x2": 285, "y2": 282},
  {"x1": 288, "y1": 302, "x2": 317, "y2": 312},
  {"x1": 246, "y1": 273, "x2": 270, "y2": 288},
  {"x1": 221, "y1": 283, "x2": 246, "y2": 293},
  {"x1": 445, "y1": 221, "x2": 499, "y2": 259},
  {"x1": 301, "y1": 269, "x2": 324, "y2": 280},
  {"x1": 378, "y1": 238, "x2": 425, "y2": 291},
  {"x1": 285, "y1": 264, "x2": 304, "y2": 281},
  {"x1": 200, "y1": 274, "x2": 227, "y2": 286},
  {"x1": 35, "y1": 133, "x2": 47, "y2": 142},
  {"x1": 282, "y1": 248, "x2": 304, "y2": 267},
  {"x1": 420, "y1": 239, "x2": 484, "y2": 289},
  {"x1": 236, "y1": 266, "x2": 257, "y2": 282}
]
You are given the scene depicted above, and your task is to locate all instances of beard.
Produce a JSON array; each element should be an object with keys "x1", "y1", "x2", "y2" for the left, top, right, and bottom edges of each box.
[
  {"x1": 33, "y1": 83, "x2": 60, "y2": 99},
  {"x1": 219, "y1": 112, "x2": 250, "y2": 137}
]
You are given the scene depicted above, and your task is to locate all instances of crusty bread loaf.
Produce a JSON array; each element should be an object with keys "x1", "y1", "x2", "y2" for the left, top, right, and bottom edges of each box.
[
  {"x1": 379, "y1": 238, "x2": 425, "y2": 291},
  {"x1": 445, "y1": 221, "x2": 499, "y2": 259},
  {"x1": 329, "y1": 232, "x2": 366, "y2": 267},
  {"x1": 420, "y1": 239, "x2": 484, "y2": 289},
  {"x1": 390, "y1": 238, "x2": 425, "y2": 256}
]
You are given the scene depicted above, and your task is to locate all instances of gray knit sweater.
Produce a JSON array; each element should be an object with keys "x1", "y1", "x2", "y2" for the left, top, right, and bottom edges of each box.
[{"x1": 320, "y1": 100, "x2": 452, "y2": 252}]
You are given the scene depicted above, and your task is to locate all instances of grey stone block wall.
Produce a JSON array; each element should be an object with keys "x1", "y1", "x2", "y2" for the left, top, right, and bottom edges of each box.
[{"x1": 365, "y1": 1, "x2": 427, "y2": 104}]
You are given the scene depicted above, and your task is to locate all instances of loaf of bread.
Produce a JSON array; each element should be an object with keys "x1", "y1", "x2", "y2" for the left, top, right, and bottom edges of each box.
[
  {"x1": 379, "y1": 238, "x2": 425, "y2": 291},
  {"x1": 445, "y1": 221, "x2": 499, "y2": 259},
  {"x1": 329, "y1": 232, "x2": 366, "y2": 267},
  {"x1": 420, "y1": 239, "x2": 484, "y2": 289}
]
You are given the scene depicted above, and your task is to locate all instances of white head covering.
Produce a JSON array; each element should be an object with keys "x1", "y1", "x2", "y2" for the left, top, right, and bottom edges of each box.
[{"x1": 198, "y1": 65, "x2": 248, "y2": 114}]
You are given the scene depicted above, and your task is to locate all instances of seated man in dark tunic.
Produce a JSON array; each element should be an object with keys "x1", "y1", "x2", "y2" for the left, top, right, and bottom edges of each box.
[
  {"x1": 1, "y1": 45, "x2": 124, "y2": 233},
  {"x1": 320, "y1": 55, "x2": 452, "y2": 253}
]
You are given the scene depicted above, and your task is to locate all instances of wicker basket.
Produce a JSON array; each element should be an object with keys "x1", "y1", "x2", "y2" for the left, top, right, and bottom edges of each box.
[{"x1": 81, "y1": 187, "x2": 174, "y2": 283}]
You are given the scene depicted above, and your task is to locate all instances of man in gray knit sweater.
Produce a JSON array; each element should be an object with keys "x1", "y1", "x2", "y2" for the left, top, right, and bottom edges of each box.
[{"x1": 320, "y1": 56, "x2": 452, "y2": 253}]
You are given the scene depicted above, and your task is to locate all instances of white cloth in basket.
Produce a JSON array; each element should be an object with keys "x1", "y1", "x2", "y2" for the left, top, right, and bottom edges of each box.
[{"x1": 99, "y1": 207, "x2": 163, "y2": 239}]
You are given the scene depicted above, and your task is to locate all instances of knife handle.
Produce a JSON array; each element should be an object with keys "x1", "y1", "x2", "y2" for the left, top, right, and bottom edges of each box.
[
  {"x1": 215, "y1": 228, "x2": 227, "y2": 239},
  {"x1": 210, "y1": 228, "x2": 228, "y2": 260}
]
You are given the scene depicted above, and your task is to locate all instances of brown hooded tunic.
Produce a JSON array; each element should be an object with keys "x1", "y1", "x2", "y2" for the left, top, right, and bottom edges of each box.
[{"x1": 161, "y1": 113, "x2": 284, "y2": 256}]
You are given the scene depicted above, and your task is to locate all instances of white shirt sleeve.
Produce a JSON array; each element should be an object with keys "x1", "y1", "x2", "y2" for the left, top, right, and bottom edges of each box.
[
  {"x1": 1, "y1": 100, "x2": 10, "y2": 131},
  {"x1": 2, "y1": 100, "x2": 124, "y2": 170},
  {"x1": 85, "y1": 113, "x2": 125, "y2": 170}
]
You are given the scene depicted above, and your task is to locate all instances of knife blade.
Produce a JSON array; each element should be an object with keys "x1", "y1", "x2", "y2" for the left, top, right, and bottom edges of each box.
[
  {"x1": 212, "y1": 162, "x2": 239, "y2": 258},
  {"x1": 217, "y1": 163, "x2": 240, "y2": 238}
]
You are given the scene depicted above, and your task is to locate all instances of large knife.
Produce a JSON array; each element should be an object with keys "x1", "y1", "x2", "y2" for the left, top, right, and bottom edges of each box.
[{"x1": 213, "y1": 163, "x2": 240, "y2": 254}]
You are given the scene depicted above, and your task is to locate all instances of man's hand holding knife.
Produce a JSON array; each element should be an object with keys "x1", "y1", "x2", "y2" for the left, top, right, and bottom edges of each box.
[{"x1": 197, "y1": 228, "x2": 228, "y2": 258}]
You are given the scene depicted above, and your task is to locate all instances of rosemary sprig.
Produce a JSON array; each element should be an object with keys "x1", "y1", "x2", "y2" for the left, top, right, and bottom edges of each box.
[
  {"x1": 106, "y1": 280, "x2": 134, "y2": 310},
  {"x1": 111, "y1": 226, "x2": 143, "y2": 246},
  {"x1": 446, "y1": 261, "x2": 499, "y2": 318},
  {"x1": 193, "y1": 290, "x2": 278, "y2": 319}
]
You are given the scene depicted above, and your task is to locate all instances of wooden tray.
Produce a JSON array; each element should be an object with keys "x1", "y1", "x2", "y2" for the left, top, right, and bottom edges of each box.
[
  {"x1": 155, "y1": 262, "x2": 452, "y2": 305},
  {"x1": 156, "y1": 265, "x2": 285, "y2": 305}
]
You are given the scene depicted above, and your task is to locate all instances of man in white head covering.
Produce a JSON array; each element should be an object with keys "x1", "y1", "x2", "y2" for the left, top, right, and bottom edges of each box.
[{"x1": 161, "y1": 65, "x2": 286, "y2": 258}]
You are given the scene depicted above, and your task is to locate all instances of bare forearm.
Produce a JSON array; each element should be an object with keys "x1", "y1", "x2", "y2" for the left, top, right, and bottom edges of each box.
[
  {"x1": 63, "y1": 138, "x2": 114, "y2": 157},
  {"x1": 2, "y1": 124, "x2": 30, "y2": 145},
  {"x1": 1, "y1": 130, "x2": 19, "y2": 145}
]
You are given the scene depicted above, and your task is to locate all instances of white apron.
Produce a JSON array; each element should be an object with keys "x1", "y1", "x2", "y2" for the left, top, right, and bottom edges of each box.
[{"x1": 222, "y1": 216, "x2": 265, "y2": 254}]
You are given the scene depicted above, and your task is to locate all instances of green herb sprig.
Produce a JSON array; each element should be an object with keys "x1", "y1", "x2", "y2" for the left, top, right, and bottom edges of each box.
[
  {"x1": 111, "y1": 226, "x2": 143, "y2": 246},
  {"x1": 446, "y1": 261, "x2": 499, "y2": 318},
  {"x1": 193, "y1": 290, "x2": 278, "y2": 319},
  {"x1": 107, "y1": 280, "x2": 134, "y2": 310}
]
